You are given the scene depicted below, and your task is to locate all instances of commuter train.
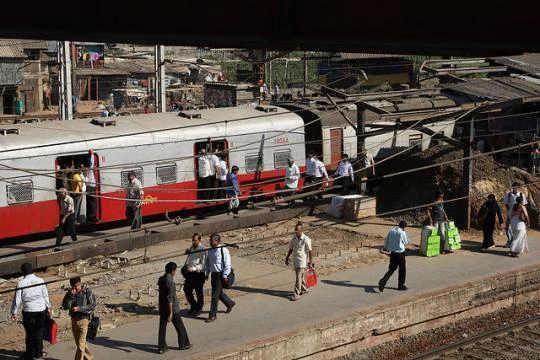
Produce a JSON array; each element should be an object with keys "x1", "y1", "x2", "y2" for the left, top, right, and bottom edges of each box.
[{"x1": 0, "y1": 105, "x2": 454, "y2": 240}]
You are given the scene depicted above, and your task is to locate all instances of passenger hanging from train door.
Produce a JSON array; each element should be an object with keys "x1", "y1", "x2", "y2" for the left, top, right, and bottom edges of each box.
[
  {"x1": 334, "y1": 154, "x2": 354, "y2": 195},
  {"x1": 209, "y1": 146, "x2": 220, "y2": 201},
  {"x1": 85, "y1": 150, "x2": 98, "y2": 223},
  {"x1": 304, "y1": 151, "x2": 317, "y2": 201},
  {"x1": 125, "y1": 171, "x2": 144, "y2": 229},
  {"x1": 284, "y1": 156, "x2": 300, "y2": 205},
  {"x1": 314, "y1": 155, "x2": 329, "y2": 200},
  {"x1": 227, "y1": 165, "x2": 240, "y2": 215},
  {"x1": 55, "y1": 188, "x2": 78, "y2": 246},
  {"x1": 197, "y1": 148, "x2": 212, "y2": 201},
  {"x1": 217, "y1": 153, "x2": 228, "y2": 201},
  {"x1": 70, "y1": 165, "x2": 83, "y2": 225}
]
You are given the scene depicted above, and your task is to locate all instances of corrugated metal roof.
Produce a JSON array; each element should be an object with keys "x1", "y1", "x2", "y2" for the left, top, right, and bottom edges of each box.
[
  {"x1": 0, "y1": 62, "x2": 24, "y2": 85},
  {"x1": 0, "y1": 39, "x2": 26, "y2": 59},
  {"x1": 489, "y1": 54, "x2": 540, "y2": 75},
  {"x1": 19, "y1": 40, "x2": 48, "y2": 50},
  {"x1": 441, "y1": 77, "x2": 540, "y2": 100},
  {"x1": 339, "y1": 53, "x2": 407, "y2": 60}
]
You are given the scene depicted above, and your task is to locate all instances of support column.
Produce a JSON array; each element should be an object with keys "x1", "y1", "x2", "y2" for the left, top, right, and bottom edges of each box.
[
  {"x1": 57, "y1": 40, "x2": 73, "y2": 120},
  {"x1": 462, "y1": 114, "x2": 475, "y2": 230},
  {"x1": 154, "y1": 45, "x2": 166, "y2": 113},
  {"x1": 303, "y1": 51, "x2": 308, "y2": 97}
]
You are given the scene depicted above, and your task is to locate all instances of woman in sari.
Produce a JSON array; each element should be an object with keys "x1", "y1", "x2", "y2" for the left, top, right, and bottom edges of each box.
[{"x1": 509, "y1": 197, "x2": 529, "y2": 257}]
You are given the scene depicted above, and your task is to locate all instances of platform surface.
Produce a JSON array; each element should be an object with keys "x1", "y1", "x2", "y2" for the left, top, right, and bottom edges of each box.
[{"x1": 26, "y1": 229, "x2": 540, "y2": 359}]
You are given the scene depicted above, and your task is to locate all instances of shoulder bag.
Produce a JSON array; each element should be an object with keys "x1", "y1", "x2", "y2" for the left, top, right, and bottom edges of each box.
[{"x1": 220, "y1": 247, "x2": 235, "y2": 289}]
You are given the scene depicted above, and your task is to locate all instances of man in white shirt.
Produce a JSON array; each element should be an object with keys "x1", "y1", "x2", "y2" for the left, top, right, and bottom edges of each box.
[
  {"x1": 378, "y1": 220, "x2": 409, "y2": 292},
  {"x1": 335, "y1": 153, "x2": 355, "y2": 195},
  {"x1": 284, "y1": 156, "x2": 300, "y2": 205},
  {"x1": 125, "y1": 172, "x2": 144, "y2": 229},
  {"x1": 56, "y1": 188, "x2": 78, "y2": 245},
  {"x1": 183, "y1": 233, "x2": 206, "y2": 317},
  {"x1": 86, "y1": 150, "x2": 98, "y2": 222},
  {"x1": 217, "y1": 153, "x2": 228, "y2": 200},
  {"x1": 504, "y1": 182, "x2": 528, "y2": 246},
  {"x1": 314, "y1": 155, "x2": 329, "y2": 200},
  {"x1": 209, "y1": 149, "x2": 220, "y2": 200},
  {"x1": 205, "y1": 233, "x2": 235, "y2": 323},
  {"x1": 304, "y1": 152, "x2": 317, "y2": 200},
  {"x1": 197, "y1": 149, "x2": 212, "y2": 201},
  {"x1": 285, "y1": 223, "x2": 313, "y2": 301},
  {"x1": 362, "y1": 151, "x2": 376, "y2": 194},
  {"x1": 11, "y1": 263, "x2": 51, "y2": 360}
]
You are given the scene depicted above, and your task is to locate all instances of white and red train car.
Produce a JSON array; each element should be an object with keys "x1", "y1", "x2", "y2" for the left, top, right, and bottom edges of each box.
[{"x1": 0, "y1": 106, "x2": 306, "y2": 240}]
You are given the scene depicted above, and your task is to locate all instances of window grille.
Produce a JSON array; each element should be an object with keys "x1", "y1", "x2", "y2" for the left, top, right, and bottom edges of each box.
[
  {"x1": 274, "y1": 150, "x2": 291, "y2": 169},
  {"x1": 245, "y1": 154, "x2": 261, "y2": 173},
  {"x1": 156, "y1": 165, "x2": 177, "y2": 184},
  {"x1": 121, "y1": 168, "x2": 144, "y2": 188},
  {"x1": 6, "y1": 180, "x2": 33, "y2": 205}
]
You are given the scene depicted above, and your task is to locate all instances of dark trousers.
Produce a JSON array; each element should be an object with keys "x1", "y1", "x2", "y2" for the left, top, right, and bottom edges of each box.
[
  {"x1": 22, "y1": 310, "x2": 46, "y2": 360},
  {"x1": 482, "y1": 219, "x2": 496, "y2": 248},
  {"x1": 158, "y1": 312, "x2": 190, "y2": 351},
  {"x1": 86, "y1": 186, "x2": 97, "y2": 222},
  {"x1": 217, "y1": 179, "x2": 226, "y2": 200},
  {"x1": 380, "y1": 252, "x2": 406, "y2": 288},
  {"x1": 183, "y1": 272, "x2": 205, "y2": 311},
  {"x1": 304, "y1": 176, "x2": 315, "y2": 200},
  {"x1": 55, "y1": 214, "x2": 77, "y2": 245},
  {"x1": 315, "y1": 176, "x2": 324, "y2": 199},
  {"x1": 336, "y1": 176, "x2": 353, "y2": 195},
  {"x1": 198, "y1": 176, "x2": 212, "y2": 200},
  {"x1": 209, "y1": 272, "x2": 234, "y2": 317},
  {"x1": 126, "y1": 206, "x2": 142, "y2": 229},
  {"x1": 210, "y1": 175, "x2": 219, "y2": 200}
]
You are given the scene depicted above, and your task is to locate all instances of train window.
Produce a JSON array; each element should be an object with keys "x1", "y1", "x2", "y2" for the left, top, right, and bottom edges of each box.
[
  {"x1": 409, "y1": 134, "x2": 423, "y2": 147},
  {"x1": 156, "y1": 164, "x2": 177, "y2": 185},
  {"x1": 6, "y1": 180, "x2": 33, "y2": 205},
  {"x1": 274, "y1": 150, "x2": 291, "y2": 169},
  {"x1": 245, "y1": 154, "x2": 262, "y2": 173},
  {"x1": 121, "y1": 168, "x2": 144, "y2": 188}
]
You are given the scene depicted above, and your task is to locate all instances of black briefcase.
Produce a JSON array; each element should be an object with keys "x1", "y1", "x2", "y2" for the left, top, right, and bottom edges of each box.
[{"x1": 87, "y1": 316, "x2": 100, "y2": 341}]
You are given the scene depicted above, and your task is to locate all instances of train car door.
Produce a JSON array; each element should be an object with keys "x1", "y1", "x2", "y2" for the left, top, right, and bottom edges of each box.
[
  {"x1": 193, "y1": 139, "x2": 228, "y2": 202},
  {"x1": 329, "y1": 128, "x2": 343, "y2": 171},
  {"x1": 55, "y1": 151, "x2": 101, "y2": 223}
]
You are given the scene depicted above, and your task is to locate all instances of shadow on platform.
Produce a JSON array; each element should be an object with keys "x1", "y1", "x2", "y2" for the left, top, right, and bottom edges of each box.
[
  {"x1": 105, "y1": 303, "x2": 159, "y2": 316},
  {"x1": 94, "y1": 337, "x2": 157, "y2": 353},
  {"x1": 233, "y1": 285, "x2": 292, "y2": 299},
  {"x1": 322, "y1": 279, "x2": 381, "y2": 293}
]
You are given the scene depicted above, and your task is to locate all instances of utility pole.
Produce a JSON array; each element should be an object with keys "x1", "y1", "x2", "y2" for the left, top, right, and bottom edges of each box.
[
  {"x1": 462, "y1": 113, "x2": 475, "y2": 230},
  {"x1": 303, "y1": 51, "x2": 308, "y2": 97},
  {"x1": 57, "y1": 41, "x2": 73, "y2": 120},
  {"x1": 268, "y1": 51, "x2": 273, "y2": 94},
  {"x1": 154, "y1": 45, "x2": 166, "y2": 113}
]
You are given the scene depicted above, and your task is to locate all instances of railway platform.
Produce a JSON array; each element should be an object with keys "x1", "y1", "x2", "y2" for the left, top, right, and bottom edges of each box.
[{"x1": 41, "y1": 229, "x2": 540, "y2": 360}]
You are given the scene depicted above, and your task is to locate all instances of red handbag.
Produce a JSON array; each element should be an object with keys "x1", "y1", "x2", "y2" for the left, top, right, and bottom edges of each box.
[
  {"x1": 306, "y1": 267, "x2": 317, "y2": 288},
  {"x1": 43, "y1": 316, "x2": 57, "y2": 345}
]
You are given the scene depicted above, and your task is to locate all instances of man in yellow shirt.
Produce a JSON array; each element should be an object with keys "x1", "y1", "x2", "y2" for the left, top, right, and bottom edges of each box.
[{"x1": 71, "y1": 169, "x2": 83, "y2": 224}]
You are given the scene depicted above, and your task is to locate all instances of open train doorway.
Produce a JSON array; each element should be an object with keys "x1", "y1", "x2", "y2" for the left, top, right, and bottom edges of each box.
[
  {"x1": 194, "y1": 139, "x2": 228, "y2": 202},
  {"x1": 55, "y1": 151, "x2": 101, "y2": 223}
]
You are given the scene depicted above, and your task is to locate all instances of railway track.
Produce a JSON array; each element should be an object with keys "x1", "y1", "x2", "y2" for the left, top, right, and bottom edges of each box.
[
  {"x1": 410, "y1": 315, "x2": 540, "y2": 360},
  {"x1": 0, "y1": 196, "x2": 331, "y2": 277}
]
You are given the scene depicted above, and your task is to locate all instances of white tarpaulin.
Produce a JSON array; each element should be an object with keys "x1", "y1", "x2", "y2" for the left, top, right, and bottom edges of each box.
[{"x1": 327, "y1": 194, "x2": 363, "y2": 218}]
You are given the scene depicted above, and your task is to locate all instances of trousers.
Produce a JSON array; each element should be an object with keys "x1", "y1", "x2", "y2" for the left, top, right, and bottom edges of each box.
[
  {"x1": 85, "y1": 186, "x2": 97, "y2": 222},
  {"x1": 73, "y1": 194, "x2": 82, "y2": 222},
  {"x1": 380, "y1": 252, "x2": 406, "y2": 287},
  {"x1": 433, "y1": 221, "x2": 449, "y2": 252},
  {"x1": 22, "y1": 310, "x2": 46, "y2": 360},
  {"x1": 56, "y1": 214, "x2": 77, "y2": 245},
  {"x1": 183, "y1": 272, "x2": 205, "y2": 311},
  {"x1": 158, "y1": 312, "x2": 190, "y2": 351},
  {"x1": 209, "y1": 272, "x2": 234, "y2": 317},
  {"x1": 294, "y1": 267, "x2": 307, "y2": 296},
  {"x1": 126, "y1": 206, "x2": 142, "y2": 229},
  {"x1": 71, "y1": 318, "x2": 93, "y2": 360}
]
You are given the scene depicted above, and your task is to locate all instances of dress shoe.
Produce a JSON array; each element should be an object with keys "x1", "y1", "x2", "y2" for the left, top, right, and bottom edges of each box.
[
  {"x1": 158, "y1": 347, "x2": 169, "y2": 354},
  {"x1": 225, "y1": 302, "x2": 236, "y2": 314},
  {"x1": 194, "y1": 309, "x2": 203, "y2": 317},
  {"x1": 179, "y1": 344, "x2": 193, "y2": 350},
  {"x1": 378, "y1": 280, "x2": 385, "y2": 293},
  {"x1": 398, "y1": 285, "x2": 408, "y2": 291},
  {"x1": 206, "y1": 316, "x2": 217, "y2": 323},
  {"x1": 290, "y1": 295, "x2": 300, "y2": 301}
]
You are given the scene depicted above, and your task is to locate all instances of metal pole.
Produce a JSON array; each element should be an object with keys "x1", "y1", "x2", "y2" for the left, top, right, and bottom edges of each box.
[
  {"x1": 462, "y1": 114, "x2": 474, "y2": 230},
  {"x1": 154, "y1": 45, "x2": 166, "y2": 113},
  {"x1": 303, "y1": 51, "x2": 307, "y2": 97},
  {"x1": 58, "y1": 41, "x2": 73, "y2": 120}
]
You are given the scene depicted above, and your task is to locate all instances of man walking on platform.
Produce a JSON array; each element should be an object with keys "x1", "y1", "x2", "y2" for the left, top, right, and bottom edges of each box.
[
  {"x1": 285, "y1": 223, "x2": 313, "y2": 301},
  {"x1": 184, "y1": 233, "x2": 206, "y2": 317},
  {"x1": 125, "y1": 171, "x2": 144, "y2": 229},
  {"x1": 62, "y1": 277, "x2": 96, "y2": 360},
  {"x1": 205, "y1": 233, "x2": 235, "y2": 323},
  {"x1": 378, "y1": 220, "x2": 409, "y2": 292},
  {"x1": 56, "y1": 188, "x2": 78, "y2": 245},
  {"x1": 157, "y1": 262, "x2": 191, "y2": 354},
  {"x1": 335, "y1": 154, "x2": 354, "y2": 195},
  {"x1": 11, "y1": 263, "x2": 51, "y2": 360}
]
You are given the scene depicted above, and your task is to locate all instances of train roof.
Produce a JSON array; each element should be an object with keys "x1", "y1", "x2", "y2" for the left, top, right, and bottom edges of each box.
[{"x1": 0, "y1": 106, "x2": 304, "y2": 156}]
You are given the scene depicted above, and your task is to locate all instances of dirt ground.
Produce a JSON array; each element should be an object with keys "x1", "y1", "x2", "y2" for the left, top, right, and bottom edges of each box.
[
  {"x1": 0, "y1": 216, "x2": 391, "y2": 352},
  {"x1": 376, "y1": 144, "x2": 540, "y2": 228}
]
